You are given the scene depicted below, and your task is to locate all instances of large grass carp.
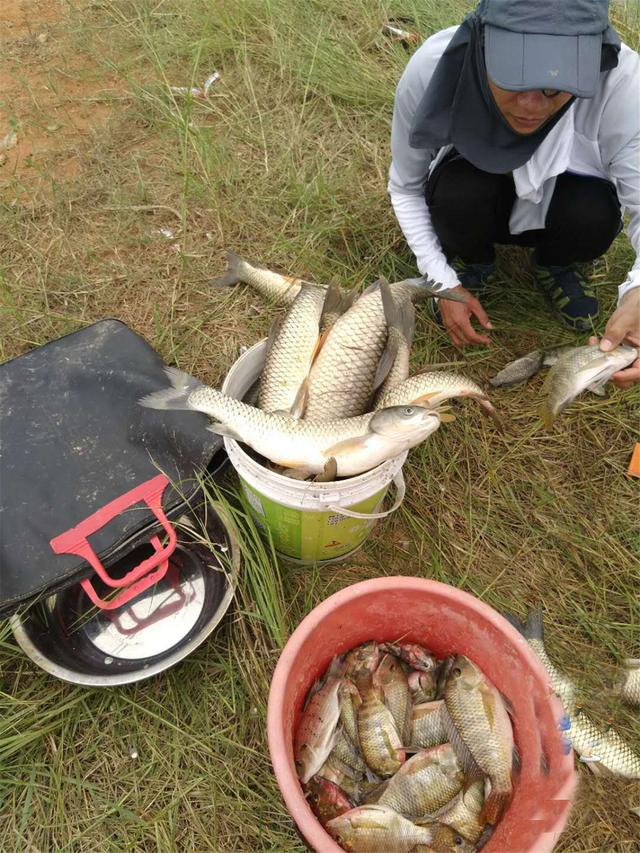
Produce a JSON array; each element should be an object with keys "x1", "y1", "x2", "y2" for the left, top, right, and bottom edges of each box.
[
  {"x1": 210, "y1": 251, "x2": 313, "y2": 305},
  {"x1": 139, "y1": 367, "x2": 441, "y2": 477},
  {"x1": 540, "y1": 343, "x2": 638, "y2": 428},
  {"x1": 259, "y1": 284, "x2": 331, "y2": 415},
  {"x1": 618, "y1": 658, "x2": 640, "y2": 708},
  {"x1": 568, "y1": 712, "x2": 640, "y2": 778}
]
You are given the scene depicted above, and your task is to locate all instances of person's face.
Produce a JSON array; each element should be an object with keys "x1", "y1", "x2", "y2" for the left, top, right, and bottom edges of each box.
[{"x1": 488, "y1": 79, "x2": 573, "y2": 135}]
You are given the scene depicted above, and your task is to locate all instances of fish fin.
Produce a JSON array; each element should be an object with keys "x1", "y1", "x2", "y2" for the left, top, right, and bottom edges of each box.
[
  {"x1": 138, "y1": 366, "x2": 201, "y2": 411},
  {"x1": 481, "y1": 691, "x2": 496, "y2": 729},
  {"x1": 442, "y1": 710, "x2": 483, "y2": 779},
  {"x1": 420, "y1": 278, "x2": 468, "y2": 302},
  {"x1": 319, "y1": 280, "x2": 343, "y2": 324},
  {"x1": 324, "y1": 434, "x2": 372, "y2": 457},
  {"x1": 313, "y1": 457, "x2": 337, "y2": 483},
  {"x1": 207, "y1": 423, "x2": 243, "y2": 440},
  {"x1": 373, "y1": 343, "x2": 399, "y2": 391},
  {"x1": 501, "y1": 610, "x2": 527, "y2": 636},
  {"x1": 476, "y1": 397, "x2": 505, "y2": 432},
  {"x1": 360, "y1": 276, "x2": 387, "y2": 298},
  {"x1": 480, "y1": 788, "x2": 511, "y2": 826},
  {"x1": 586, "y1": 380, "x2": 607, "y2": 397},
  {"x1": 289, "y1": 378, "x2": 309, "y2": 420},
  {"x1": 525, "y1": 608, "x2": 545, "y2": 642},
  {"x1": 437, "y1": 411, "x2": 457, "y2": 423},
  {"x1": 209, "y1": 250, "x2": 245, "y2": 287},
  {"x1": 539, "y1": 399, "x2": 556, "y2": 430},
  {"x1": 281, "y1": 467, "x2": 313, "y2": 480}
]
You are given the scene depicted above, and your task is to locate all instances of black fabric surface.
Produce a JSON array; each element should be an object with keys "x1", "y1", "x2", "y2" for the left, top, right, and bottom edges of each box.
[{"x1": 0, "y1": 319, "x2": 223, "y2": 616}]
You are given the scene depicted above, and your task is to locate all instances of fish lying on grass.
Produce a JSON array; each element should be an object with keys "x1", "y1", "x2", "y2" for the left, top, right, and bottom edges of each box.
[
  {"x1": 488, "y1": 345, "x2": 575, "y2": 388},
  {"x1": 210, "y1": 251, "x2": 315, "y2": 305},
  {"x1": 504, "y1": 609, "x2": 640, "y2": 779},
  {"x1": 540, "y1": 343, "x2": 638, "y2": 428},
  {"x1": 443, "y1": 655, "x2": 514, "y2": 826},
  {"x1": 502, "y1": 609, "x2": 577, "y2": 712},
  {"x1": 567, "y1": 712, "x2": 640, "y2": 779},
  {"x1": 617, "y1": 658, "x2": 640, "y2": 707},
  {"x1": 375, "y1": 370, "x2": 500, "y2": 426},
  {"x1": 139, "y1": 367, "x2": 442, "y2": 477}
]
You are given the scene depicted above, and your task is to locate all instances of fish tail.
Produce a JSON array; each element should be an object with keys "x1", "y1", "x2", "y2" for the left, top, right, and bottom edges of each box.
[
  {"x1": 502, "y1": 608, "x2": 544, "y2": 642},
  {"x1": 138, "y1": 366, "x2": 202, "y2": 411},
  {"x1": 477, "y1": 397, "x2": 505, "y2": 432},
  {"x1": 481, "y1": 787, "x2": 511, "y2": 825},
  {"x1": 421, "y1": 278, "x2": 468, "y2": 303},
  {"x1": 209, "y1": 250, "x2": 247, "y2": 288}
]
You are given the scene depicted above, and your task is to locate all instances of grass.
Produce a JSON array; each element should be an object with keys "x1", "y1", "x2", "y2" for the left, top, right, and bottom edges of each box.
[{"x1": 1, "y1": 0, "x2": 639, "y2": 850}]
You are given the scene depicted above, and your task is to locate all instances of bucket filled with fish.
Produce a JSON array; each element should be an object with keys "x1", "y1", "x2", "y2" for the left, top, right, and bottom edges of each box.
[
  {"x1": 267, "y1": 577, "x2": 577, "y2": 852},
  {"x1": 221, "y1": 340, "x2": 410, "y2": 563}
]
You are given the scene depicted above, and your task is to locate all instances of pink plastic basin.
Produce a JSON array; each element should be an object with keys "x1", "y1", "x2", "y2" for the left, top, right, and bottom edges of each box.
[{"x1": 267, "y1": 577, "x2": 577, "y2": 852}]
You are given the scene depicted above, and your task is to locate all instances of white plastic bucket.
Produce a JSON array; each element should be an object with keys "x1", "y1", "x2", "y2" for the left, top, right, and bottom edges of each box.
[{"x1": 221, "y1": 340, "x2": 407, "y2": 564}]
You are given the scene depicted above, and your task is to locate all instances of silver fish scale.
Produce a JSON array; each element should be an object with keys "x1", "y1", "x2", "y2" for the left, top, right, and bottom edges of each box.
[
  {"x1": 569, "y1": 712, "x2": 640, "y2": 778},
  {"x1": 376, "y1": 371, "x2": 485, "y2": 409},
  {"x1": 304, "y1": 288, "x2": 389, "y2": 420},
  {"x1": 259, "y1": 286, "x2": 326, "y2": 413},
  {"x1": 188, "y1": 386, "x2": 373, "y2": 443},
  {"x1": 528, "y1": 638, "x2": 577, "y2": 712},
  {"x1": 237, "y1": 258, "x2": 305, "y2": 305}
]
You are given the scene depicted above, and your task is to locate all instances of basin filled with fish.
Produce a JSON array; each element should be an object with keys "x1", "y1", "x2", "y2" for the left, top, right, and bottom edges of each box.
[{"x1": 267, "y1": 577, "x2": 577, "y2": 852}]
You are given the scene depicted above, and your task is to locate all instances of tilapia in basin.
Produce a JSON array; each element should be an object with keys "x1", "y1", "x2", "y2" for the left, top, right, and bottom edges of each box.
[{"x1": 267, "y1": 577, "x2": 577, "y2": 852}]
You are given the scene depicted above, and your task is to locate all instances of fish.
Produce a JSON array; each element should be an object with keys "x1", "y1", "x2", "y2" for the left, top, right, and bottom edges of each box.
[
  {"x1": 426, "y1": 779, "x2": 486, "y2": 844},
  {"x1": 502, "y1": 609, "x2": 577, "y2": 712},
  {"x1": 330, "y1": 728, "x2": 369, "y2": 775},
  {"x1": 373, "y1": 653, "x2": 412, "y2": 746},
  {"x1": 294, "y1": 659, "x2": 344, "y2": 783},
  {"x1": 339, "y1": 679, "x2": 363, "y2": 747},
  {"x1": 375, "y1": 370, "x2": 499, "y2": 425},
  {"x1": 540, "y1": 343, "x2": 638, "y2": 428},
  {"x1": 376, "y1": 285, "x2": 416, "y2": 400},
  {"x1": 209, "y1": 251, "x2": 315, "y2": 305},
  {"x1": 378, "y1": 744, "x2": 464, "y2": 817},
  {"x1": 319, "y1": 755, "x2": 365, "y2": 801},
  {"x1": 303, "y1": 278, "x2": 465, "y2": 421},
  {"x1": 345, "y1": 642, "x2": 380, "y2": 688},
  {"x1": 258, "y1": 285, "x2": 327, "y2": 415},
  {"x1": 326, "y1": 804, "x2": 464, "y2": 853},
  {"x1": 443, "y1": 656, "x2": 514, "y2": 825},
  {"x1": 303, "y1": 278, "x2": 406, "y2": 420},
  {"x1": 139, "y1": 367, "x2": 442, "y2": 477},
  {"x1": 305, "y1": 776, "x2": 353, "y2": 827},
  {"x1": 410, "y1": 701, "x2": 449, "y2": 750},
  {"x1": 408, "y1": 669, "x2": 438, "y2": 704},
  {"x1": 357, "y1": 684, "x2": 405, "y2": 777},
  {"x1": 380, "y1": 642, "x2": 437, "y2": 673},
  {"x1": 488, "y1": 350, "x2": 545, "y2": 388},
  {"x1": 618, "y1": 658, "x2": 640, "y2": 707},
  {"x1": 567, "y1": 712, "x2": 640, "y2": 779},
  {"x1": 487, "y1": 345, "x2": 578, "y2": 388}
]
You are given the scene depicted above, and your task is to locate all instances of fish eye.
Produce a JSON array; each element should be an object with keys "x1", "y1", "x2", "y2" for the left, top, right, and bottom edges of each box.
[
  {"x1": 452, "y1": 666, "x2": 462, "y2": 677},
  {"x1": 402, "y1": 406, "x2": 414, "y2": 416},
  {"x1": 454, "y1": 836, "x2": 464, "y2": 846}
]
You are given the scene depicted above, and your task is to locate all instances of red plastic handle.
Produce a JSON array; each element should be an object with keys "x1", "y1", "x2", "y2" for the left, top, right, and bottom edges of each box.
[
  {"x1": 50, "y1": 474, "x2": 177, "y2": 592},
  {"x1": 79, "y1": 535, "x2": 171, "y2": 611}
]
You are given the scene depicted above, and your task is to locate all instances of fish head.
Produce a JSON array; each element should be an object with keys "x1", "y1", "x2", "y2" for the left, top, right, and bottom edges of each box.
[
  {"x1": 345, "y1": 641, "x2": 379, "y2": 681},
  {"x1": 448, "y1": 655, "x2": 484, "y2": 691},
  {"x1": 295, "y1": 742, "x2": 321, "y2": 784},
  {"x1": 373, "y1": 652, "x2": 404, "y2": 687},
  {"x1": 369, "y1": 405, "x2": 440, "y2": 441},
  {"x1": 305, "y1": 777, "x2": 352, "y2": 825}
]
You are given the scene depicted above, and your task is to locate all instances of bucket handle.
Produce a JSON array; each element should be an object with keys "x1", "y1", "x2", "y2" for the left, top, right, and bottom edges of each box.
[{"x1": 327, "y1": 469, "x2": 405, "y2": 520}]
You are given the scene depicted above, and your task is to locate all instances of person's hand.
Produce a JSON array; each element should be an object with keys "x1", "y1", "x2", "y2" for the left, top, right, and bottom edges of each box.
[
  {"x1": 439, "y1": 285, "x2": 493, "y2": 347},
  {"x1": 590, "y1": 287, "x2": 640, "y2": 389}
]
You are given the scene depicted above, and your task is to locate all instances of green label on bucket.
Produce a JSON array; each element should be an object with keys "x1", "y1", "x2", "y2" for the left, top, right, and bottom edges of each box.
[{"x1": 240, "y1": 479, "x2": 387, "y2": 562}]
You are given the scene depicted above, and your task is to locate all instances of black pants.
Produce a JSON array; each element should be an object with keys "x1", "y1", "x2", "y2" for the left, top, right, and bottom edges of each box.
[{"x1": 425, "y1": 152, "x2": 622, "y2": 266}]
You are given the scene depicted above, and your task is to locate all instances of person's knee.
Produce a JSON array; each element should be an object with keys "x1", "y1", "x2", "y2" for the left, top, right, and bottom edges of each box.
[{"x1": 548, "y1": 176, "x2": 621, "y2": 251}]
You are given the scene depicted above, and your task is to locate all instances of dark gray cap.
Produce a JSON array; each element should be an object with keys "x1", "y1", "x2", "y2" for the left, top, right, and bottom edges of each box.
[{"x1": 479, "y1": 0, "x2": 610, "y2": 97}]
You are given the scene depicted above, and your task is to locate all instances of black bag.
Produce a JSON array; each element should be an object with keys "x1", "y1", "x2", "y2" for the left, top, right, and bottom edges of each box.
[{"x1": 0, "y1": 319, "x2": 225, "y2": 618}]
